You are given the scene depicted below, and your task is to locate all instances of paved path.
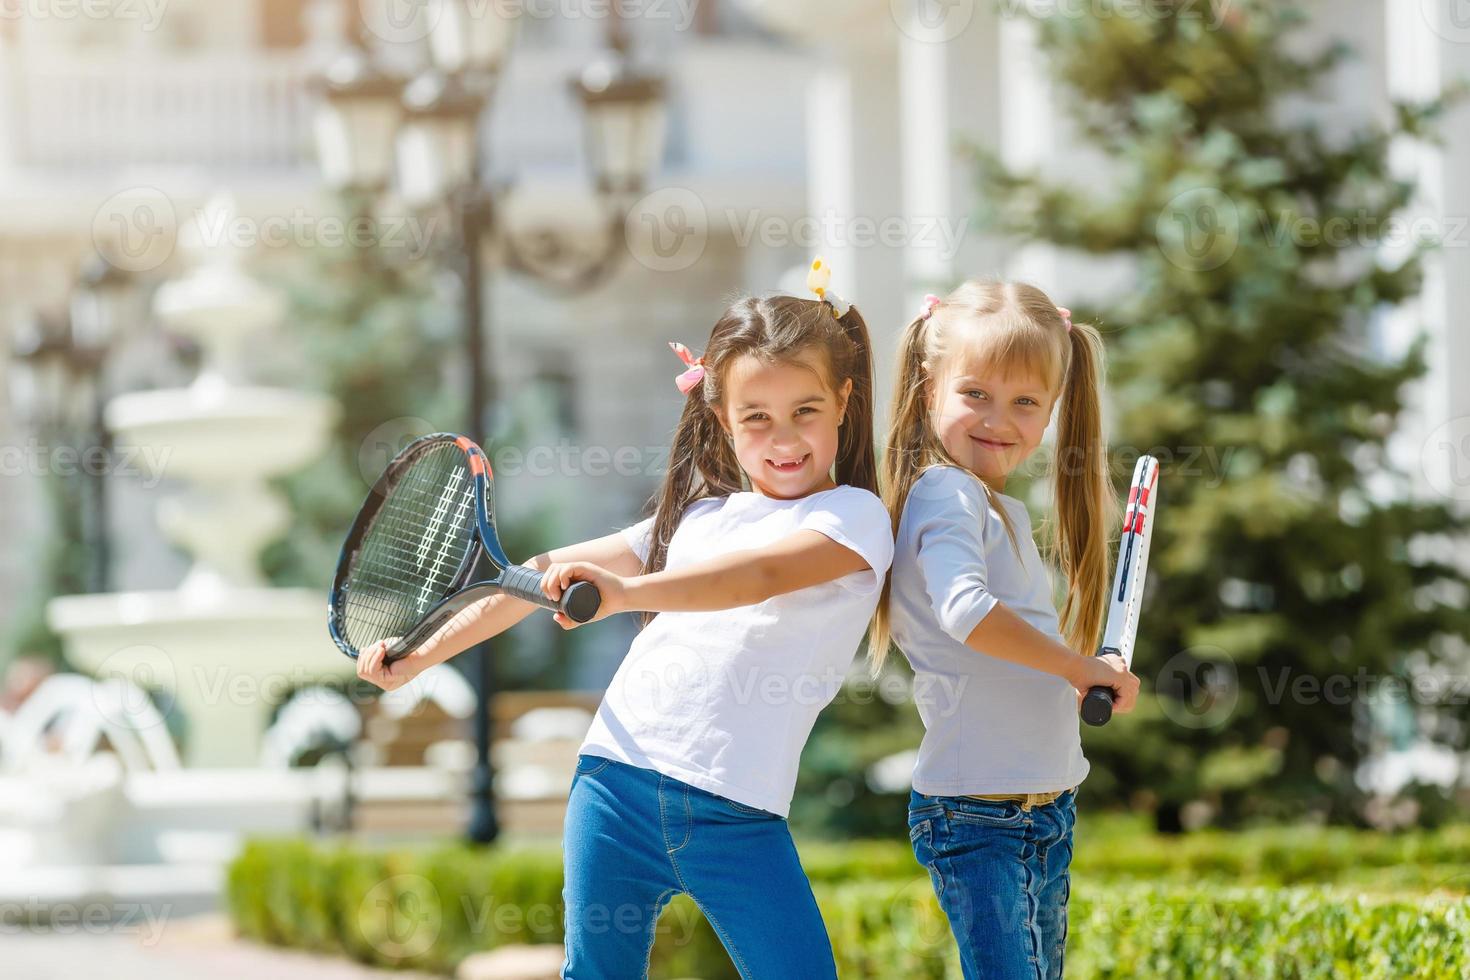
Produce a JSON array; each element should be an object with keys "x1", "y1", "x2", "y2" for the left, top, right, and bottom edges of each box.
[{"x1": 2, "y1": 913, "x2": 446, "y2": 980}]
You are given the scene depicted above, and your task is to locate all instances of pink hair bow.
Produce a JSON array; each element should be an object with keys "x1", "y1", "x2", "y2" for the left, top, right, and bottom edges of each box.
[
  {"x1": 669, "y1": 341, "x2": 705, "y2": 394},
  {"x1": 919, "y1": 294, "x2": 942, "y2": 320},
  {"x1": 1057, "y1": 307, "x2": 1073, "y2": 332}
]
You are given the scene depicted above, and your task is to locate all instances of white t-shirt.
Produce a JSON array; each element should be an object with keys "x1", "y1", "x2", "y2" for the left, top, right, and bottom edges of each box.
[
  {"x1": 578, "y1": 485, "x2": 894, "y2": 817},
  {"x1": 889, "y1": 465, "x2": 1090, "y2": 796}
]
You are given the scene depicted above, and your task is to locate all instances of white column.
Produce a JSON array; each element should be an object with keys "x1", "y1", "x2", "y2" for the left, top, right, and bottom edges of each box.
[
  {"x1": 897, "y1": 1, "x2": 1006, "y2": 298},
  {"x1": 1429, "y1": 7, "x2": 1470, "y2": 513},
  {"x1": 0, "y1": 33, "x2": 20, "y2": 174},
  {"x1": 1307, "y1": 0, "x2": 1393, "y2": 131},
  {"x1": 1000, "y1": 12, "x2": 1079, "y2": 296},
  {"x1": 1383, "y1": 1, "x2": 1470, "y2": 516},
  {"x1": 727, "y1": 4, "x2": 909, "y2": 416},
  {"x1": 805, "y1": 44, "x2": 907, "y2": 418}
]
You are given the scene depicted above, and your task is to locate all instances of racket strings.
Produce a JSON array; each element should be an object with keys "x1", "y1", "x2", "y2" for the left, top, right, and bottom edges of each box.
[
  {"x1": 361, "y1": 454, "x2": 475, "y2": 616},
  {"x1": 346, "y1": 470, "x2": 474, "y2": 645},
  {"x1": 339, "y1": 443, "x2": 480, "y2": 651}
]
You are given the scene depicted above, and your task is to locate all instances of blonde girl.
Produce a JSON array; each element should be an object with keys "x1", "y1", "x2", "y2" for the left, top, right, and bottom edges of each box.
[{"x1": 873, "y1": 281, "x2": 1140, "y2": 980}]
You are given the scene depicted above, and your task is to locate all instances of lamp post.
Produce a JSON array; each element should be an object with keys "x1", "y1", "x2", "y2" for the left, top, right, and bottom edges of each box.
[
  {"x1": 7, "y1": 314, "x2": 72, "y2": 438},
  {"x1": 71, "y1": 256, "x2": 142, "y2": 592},
  {"x1": 8, "y1": 257, "x2": 143, "y2": 594},
  {"x1": 311, "y1": 1, "x2": 667, "y2": 845},
  {"x1": 396, "y1": 62, "x2": 504, "y2": 845},
  {"x1": 8, "y1": 312, "x2": 88, "y2": 611}
]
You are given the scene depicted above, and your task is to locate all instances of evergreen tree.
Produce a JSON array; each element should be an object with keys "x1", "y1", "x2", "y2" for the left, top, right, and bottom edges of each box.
[
  {"x1": 792, "y1": 663, "x2": 927, "y2": 839},
  {"x1": 973, "y1": 1, "x2": 1470, "y2": 828}
]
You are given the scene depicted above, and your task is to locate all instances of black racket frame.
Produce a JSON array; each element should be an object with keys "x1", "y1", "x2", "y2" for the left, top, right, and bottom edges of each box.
[{"x1": 328, "y1": 432, "x2": 601, "y2": 662}]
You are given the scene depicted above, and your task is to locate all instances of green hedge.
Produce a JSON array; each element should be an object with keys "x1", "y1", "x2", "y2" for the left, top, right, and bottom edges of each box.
[
  {"x1": 792, "y1": 822, "x2": 1470, "y2": 892},
  {"x1": 228, "y1": 838, "x2": 1470, "y2": 979},
  {"x1": 1066, "y1": 883, "x2": 1470, "y2": 979},
  {"x1": 1068, "y1": 822, "x2": 1470, "y2": 887}
]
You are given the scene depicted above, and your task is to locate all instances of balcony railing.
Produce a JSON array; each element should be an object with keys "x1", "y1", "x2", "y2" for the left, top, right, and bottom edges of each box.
[
  {"x1": 0, "y1": 41, "x2": 808, "y2": 183},
  {"x1": 3, "y1": 52, "x2": 315, "y2": 174}
]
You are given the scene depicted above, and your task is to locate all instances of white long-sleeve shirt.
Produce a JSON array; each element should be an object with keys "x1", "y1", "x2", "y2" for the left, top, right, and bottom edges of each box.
[{"x1": 889, "y1": 465, "x2": 1090, "y2": 795}]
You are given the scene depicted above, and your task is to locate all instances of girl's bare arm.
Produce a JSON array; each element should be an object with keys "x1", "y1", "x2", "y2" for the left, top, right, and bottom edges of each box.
[
  {"x1": 964, "y1": 604, "x2": 1139, "y2": 710},
  {"x1": 411, "y1": 531, "x2": 644, "y2": 667},
  {"x1": 542, "y1": 530, "x2": 871, "y2": 621}
]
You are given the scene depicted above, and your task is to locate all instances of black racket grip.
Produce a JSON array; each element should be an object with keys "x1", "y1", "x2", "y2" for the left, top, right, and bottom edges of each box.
[
  {"x1": 1081, "y1": 686, "x2": 1115, "y2": 727},
  {"x1": 497, "y1": 564, "x2": 602, "y2": 624}
]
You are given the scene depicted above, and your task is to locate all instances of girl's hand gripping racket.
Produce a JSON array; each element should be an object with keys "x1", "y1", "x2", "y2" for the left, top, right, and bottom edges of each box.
[
  {"x1": 1081, "y1": 455, "x2": 1159, "y2": 727},
  {"x1": 328, "y1": 433, "x2": 601, "y2": 663}
]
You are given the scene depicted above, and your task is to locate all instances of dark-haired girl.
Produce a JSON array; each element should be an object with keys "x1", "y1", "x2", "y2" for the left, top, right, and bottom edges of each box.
[{"x1": 356, "y1": 259, "x2": 893, "y2": 979}]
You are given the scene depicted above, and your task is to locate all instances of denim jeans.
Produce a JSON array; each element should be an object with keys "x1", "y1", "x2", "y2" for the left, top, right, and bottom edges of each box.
[
  {"x1": 560, "y1": 754, "x2": 837, "y2": 980},
  {"x1": 907, "y1": 788, "x2": 1077, "y2": 980}
]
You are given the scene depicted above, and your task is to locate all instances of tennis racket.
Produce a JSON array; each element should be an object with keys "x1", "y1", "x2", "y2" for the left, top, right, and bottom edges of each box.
[
  {"x1": 328, "y1": 432, "x2": 601, "y2": 663},
  {"x1": 1081, "y1": 454, "x2": 1159, "y2": 727}
]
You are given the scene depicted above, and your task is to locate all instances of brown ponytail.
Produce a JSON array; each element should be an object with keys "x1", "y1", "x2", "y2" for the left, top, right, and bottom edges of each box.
[
  {"x1": 832, "y1": 304, "x2": 878, "y2": 495},
  {"x1": 639, "y1": 294, "x2": 878, "y2": 624}
]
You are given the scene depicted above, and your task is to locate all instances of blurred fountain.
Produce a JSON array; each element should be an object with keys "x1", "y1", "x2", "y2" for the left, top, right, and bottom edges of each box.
[{"x1": 48, "y1": 194, "x2": 353, "y2": 768}]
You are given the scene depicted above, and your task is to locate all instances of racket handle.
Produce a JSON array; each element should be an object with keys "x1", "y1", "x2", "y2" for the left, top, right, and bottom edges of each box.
[
  {"x1": 498, "y1": 564, "x2": 603, "y2": 624},
  {"x1": 1081, "y1": 686, "x2": 1116, "y2": 727},
  {"x1": 560, "y1": 582, "x2": 602, "y2": 623}
]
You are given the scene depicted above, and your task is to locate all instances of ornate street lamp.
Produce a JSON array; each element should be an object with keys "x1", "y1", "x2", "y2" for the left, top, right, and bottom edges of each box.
[
  {"x1": 309, "y1": 6, "x2": 668, "y2": 846},
  {"x1": 311, "y1": 36, "x2": 403, "y2": 194},
  {"x1": 571, "y1": 54, "x2": 667, "y2": 206},
  {"x1": 424, "y1": 0, "x2": 518, "y2": 85},
  {"x1": 396, "y1": 70, "x2": 487, "y2": 210}
]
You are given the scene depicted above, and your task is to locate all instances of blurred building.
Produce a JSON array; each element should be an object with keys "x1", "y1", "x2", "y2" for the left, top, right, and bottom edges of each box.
[
  {"x1": 0, "y1": 0, "x2": 818, "y2": 683},
  {"x1": 0, "y1": 0, "x2": 1466, "y2": 690}
]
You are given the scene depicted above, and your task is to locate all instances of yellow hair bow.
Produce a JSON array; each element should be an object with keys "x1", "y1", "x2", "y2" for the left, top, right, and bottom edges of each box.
[{"x1": 807, "y1": 256, "x2": 851, "y2": 318}]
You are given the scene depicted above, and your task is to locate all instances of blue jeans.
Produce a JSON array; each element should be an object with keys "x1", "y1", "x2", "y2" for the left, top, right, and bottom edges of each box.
[
  {"x1": 907, "y1": 788, "x2": 1077, "y2": 980},
  {"x1": 561, "y1": 755, "x2": 837, "y2": 979}
]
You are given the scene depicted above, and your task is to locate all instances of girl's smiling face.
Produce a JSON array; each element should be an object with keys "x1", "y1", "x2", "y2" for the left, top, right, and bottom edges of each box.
[
  {"x1": 717, "y1": 349, "x2": 852, "y2": 499},
  {"x1": 931, "y1": 343, "x2": 1056, "y2": 492}
]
